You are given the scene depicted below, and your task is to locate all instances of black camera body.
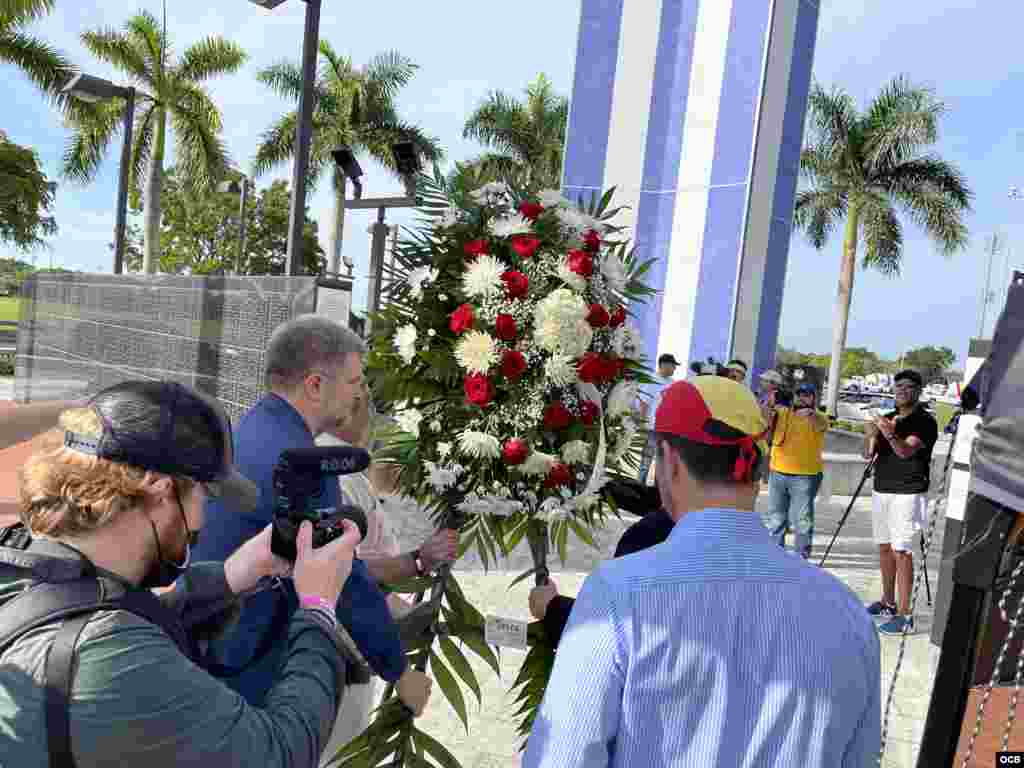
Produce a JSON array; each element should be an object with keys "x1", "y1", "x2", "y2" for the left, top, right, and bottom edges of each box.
[{"x1": 270, "y1": 446, "x2": 372, "y2": 561}]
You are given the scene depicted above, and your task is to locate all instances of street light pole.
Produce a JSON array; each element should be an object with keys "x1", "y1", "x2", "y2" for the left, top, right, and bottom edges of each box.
[
  {"x1": 63, "y1": 75, "x2": 136, "y2": 274},
  {"x1": 286, "y1": 0, "x2": 322, "y2": 276},
  {"x1": 113, "y1": 87, "x2": 136, "y2": 275}
]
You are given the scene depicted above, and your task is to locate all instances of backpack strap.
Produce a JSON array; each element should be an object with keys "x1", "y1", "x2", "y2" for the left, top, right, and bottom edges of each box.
[{"x1": 45, "y1": 613, "x2": 91, "y2": 768}]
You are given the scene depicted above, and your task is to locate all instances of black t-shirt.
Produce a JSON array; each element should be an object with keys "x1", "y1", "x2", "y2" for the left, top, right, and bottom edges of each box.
[{"x1": 873, "y1": 406, "x2": 939, "y2": 494}]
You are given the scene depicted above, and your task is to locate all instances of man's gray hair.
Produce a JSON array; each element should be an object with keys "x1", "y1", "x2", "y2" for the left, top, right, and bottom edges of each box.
[{"x1": 265, "y1": 314, "x2": 366, "y2": 388}]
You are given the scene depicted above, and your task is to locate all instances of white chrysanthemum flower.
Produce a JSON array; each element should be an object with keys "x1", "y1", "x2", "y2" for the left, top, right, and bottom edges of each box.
[
  {"x1": 437, "y1": 441, "x2": 452, "y2": 457},
  {"x1": 544, "y1": 353, "x2": 578, "y2": 388},
  {"x1": 423, "y1": 461, "x2": 458, "y2": 492},
  {"x1": 555, "y1": 206, "x2": 590, "y2": 236},
  {"x1": 612, "y1": 323, "x2": 643, "y2": 359},
  {"x1": 439, "y1": 293, "x2": 448, "y2": 301},
  {"x1": 608, "y1": 381, "x2": 639, "y2": 419},
  {"x1": 407, "y1": 266, "x2": 439, "y2": 299},
  {"x1": 600, "y1": 252, "x2": 628, "y2": 293},
  {"x1": 488, "y1": 213, "x2": 533, "y2": 238},
  {"x1": 519, "y1": 450, "x2": 557, "y2": 476},
  {"x1": 437, "y1": 206, "x2": 461, "y2": 228},
  {"x1": 533, "y1": 289, "x2": 593, "y2": 359},
  {"x1": 463, "y1": 254, "x2": 506, "y2": 298},
  {"x1": 454, "y1": 330, "x2": 498, "y2": 374},
  {"x1": 470, "y1": 181, "x2": 512, "y2": 205},
  {"x1": 538, "y1": 189, "x2": 569, "y2": 208},
  {"x1": 430, "y1": 420, "x2": 443, "y2": 433},
  {"x1": 395, "y1": 408, "x2": 423, "y2": 437},
  {"x1": 556, "y1": 262, "x2": 588, "y2": 292},
  {"x1": 561, "y1": 440, "x2": 591, "y2": 465},
  {"x1": 457, "y1": 430, "x2": 502, "y2": 460},
  {"x1": 393, "y1": 325, "x2": 417, "y2": 364}
]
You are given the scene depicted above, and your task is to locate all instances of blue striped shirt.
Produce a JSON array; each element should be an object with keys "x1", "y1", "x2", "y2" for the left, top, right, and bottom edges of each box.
[{"x1": 523, "y1": 508, "x2": 880, "y2": 768}]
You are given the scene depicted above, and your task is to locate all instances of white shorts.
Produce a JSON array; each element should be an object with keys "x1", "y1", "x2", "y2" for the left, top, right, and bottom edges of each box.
[{"x1": 871, "y1": 492, "x2": 928, "y2": 551}]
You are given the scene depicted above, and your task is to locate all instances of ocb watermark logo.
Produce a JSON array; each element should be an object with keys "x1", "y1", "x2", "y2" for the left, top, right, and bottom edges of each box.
[{"x1": 998, "y1": 752, "x2": 1024, "y2": 765}]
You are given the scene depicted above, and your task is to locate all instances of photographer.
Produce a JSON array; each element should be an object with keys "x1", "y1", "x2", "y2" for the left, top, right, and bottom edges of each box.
[
  {"x1": 0, "y1": 381, "x2": 362, "y2": 766},
  {"x1": 194, "y1": 315, "x2": 431, "y2": 716},
  {"x1": 763, "y1": 382, "x2": 827, "y2": 559}
]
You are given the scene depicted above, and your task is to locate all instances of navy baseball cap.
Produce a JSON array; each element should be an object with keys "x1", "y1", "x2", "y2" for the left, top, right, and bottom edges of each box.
[{"x1": 63, "y1": 381, "x2": 259, "y2": 513}]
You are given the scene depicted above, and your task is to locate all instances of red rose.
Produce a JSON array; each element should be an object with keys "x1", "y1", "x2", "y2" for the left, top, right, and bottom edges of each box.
[
  {"x1": 518, "y1": 201, "x2": 544, "y2": 221},
  {"x1": 500, "y1": 349, "x2": 528, "y2": 379},
  {"x1": 501, "y1": 270, "x2": 529, "y2": 299},
  {"x1": 586, "y1": 303, "x2": 610, "y2": 328},
  {"x1": 464, "y1": 238, "x2": 489, "y2": 259},
  {"x1": 511, "y1": 235, "x2": 541, "y2": 259},
  {"x1": 567, "y1": 249, "x2": 594, "y2": 278},
  {"x1": 464, "y1": 373, "x2": 494, "y2": 406},
  {"x1": 580, "y1": 400, "x2": 600, "y2": 426},
  {"x1": 577, "y1": 352, "x2": 606, "y2": 384},
  {"x1": 502, "y1": 438, "x2": 530, "y2": 465},
  {"x1": 543, "y1": 401, "x2": 574, "y2": 431},
  {"x1": 544, "y1": 463, "x2": 573, "y2": 488},
  {"x1": 609, "y1": 305, "x2": 626, "y2": 328},
  {"x1": 582, "y1": 229, "x2": 601, "y2": 252},
  {"x1": 495, "y1": 313, "x2": 518, "y2": 341},
  {"x1": 449, "y1": 303, "x2": 475, "y2": 335},
  {"x1": 605, "y1": 357, "x2": 625, "y2": 382}
]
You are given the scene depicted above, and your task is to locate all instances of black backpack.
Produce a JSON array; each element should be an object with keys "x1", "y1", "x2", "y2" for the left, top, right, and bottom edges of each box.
[{"x1": 0, "y1": 524, "x2": 199, "y2": 768}]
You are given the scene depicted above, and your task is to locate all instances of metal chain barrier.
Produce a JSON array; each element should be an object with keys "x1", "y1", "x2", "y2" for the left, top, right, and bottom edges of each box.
[
  {"x1": 959, "y1": 558, "x2": 1024, "y2": 767},
  {"x1": 878, "y1": 421, "x2": 958, "y2": 764},
  {"x1": 1002, "y1": 575, "x2": 1024, "y2": 753}
]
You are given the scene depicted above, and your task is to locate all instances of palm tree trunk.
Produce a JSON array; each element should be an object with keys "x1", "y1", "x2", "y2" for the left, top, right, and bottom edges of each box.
[
  {"x1": 141, "y1": 109, "x2": 166, "y2": 274},
  {"x1": 327, "y1": 170, "x2": 347, "y2": 275},
  {"x1": 825, "y1": 202, "x2": 862, "y2": 416}
]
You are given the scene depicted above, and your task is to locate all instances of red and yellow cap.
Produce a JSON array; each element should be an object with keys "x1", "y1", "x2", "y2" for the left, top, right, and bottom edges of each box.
[{"x1": 654, "y1": 376, "x2": 770, "y2": 482}]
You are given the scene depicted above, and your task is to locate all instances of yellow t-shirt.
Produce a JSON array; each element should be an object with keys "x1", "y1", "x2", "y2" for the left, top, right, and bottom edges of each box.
[{"x1": 769, "y1": 407, "x2": 825, "y2": 475}]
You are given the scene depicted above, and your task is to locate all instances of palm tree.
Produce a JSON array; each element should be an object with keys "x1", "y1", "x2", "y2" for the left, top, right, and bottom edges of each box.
[
  {"x1": 62, "y1": 10, "x2": 246, "y2": 273},
  {"x1": 793, "y1": 76, "x2": 972, "y2": 415},
  {"x1": 0, "y1": 0, "x2": 74, "y2": 106},
  {"x1": 462, "y1": 73, "x2": 568, "y2": 191},
  {"x1": 255, "y1": 43, "x2": 443, "y2": 275}
]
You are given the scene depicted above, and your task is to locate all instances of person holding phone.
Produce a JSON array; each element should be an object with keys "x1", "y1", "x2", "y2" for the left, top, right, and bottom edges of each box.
[
  {"x1": 863, "y1": 369, "x2": 938, "y2": 636},
  {"x1": 763, "y1": 382, "x2": 828, "y2": 559}
]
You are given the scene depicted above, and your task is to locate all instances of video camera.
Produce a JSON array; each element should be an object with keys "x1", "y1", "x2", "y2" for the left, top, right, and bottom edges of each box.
[{"x1": 270, "y1": 446, "x2": 372, "y2": 561}]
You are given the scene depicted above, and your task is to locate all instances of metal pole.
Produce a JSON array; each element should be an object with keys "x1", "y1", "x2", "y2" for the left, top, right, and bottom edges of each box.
[
  {"x1": 113, "y1": 87, "x2": 135, "y2": 274},
  {"x1": 286, "y1": 0, "x2": 321, "y2": 276},
  {"x1": 236, "y1": 178, "x2": 248, "y2": 274},
  {"x1": 365, "y1": 207, "x2": 387, "y2": 335}
]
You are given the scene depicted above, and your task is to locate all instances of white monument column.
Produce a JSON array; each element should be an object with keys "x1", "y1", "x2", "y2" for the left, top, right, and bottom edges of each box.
[{"x1": 562, "y1": 0, "x2": 820, "y2": 380}]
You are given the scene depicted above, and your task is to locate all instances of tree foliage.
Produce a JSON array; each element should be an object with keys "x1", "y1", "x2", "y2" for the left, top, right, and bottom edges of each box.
[
  {"x1": 793, "y1": 75, "x2": 973, "y2": 413},
  {"x1": 255, "y1": 42, "x2": 443, "y2": 192},
  {"x1": 902, "y1": 345, "x2": 956, "y2": 383},
  {"x1": 122, "y1": 165, "x2": 324, "y2": 275},
  {"x1": 62, "y1": 11, "x2": 246, "y2": 267},
  {"x1": 0, "y1": 131, "x2": 57, "y2": 250},
  {"x1": 461, "y1": 73, "x2": 568, "y2": 191},
  {"x1": 0, "y1": 0, "x2": 75, "y2": 107}
]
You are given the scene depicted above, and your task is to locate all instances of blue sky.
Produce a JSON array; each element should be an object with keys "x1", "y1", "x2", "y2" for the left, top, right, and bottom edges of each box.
[{"x1": 2, "y1": 0, "x2": 1021, "y2": 368}]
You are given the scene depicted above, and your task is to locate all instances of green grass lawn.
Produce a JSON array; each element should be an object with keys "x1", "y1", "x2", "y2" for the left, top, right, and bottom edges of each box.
[{"x1": 0, "y1": 297, "x2": 20, "y2": 322}]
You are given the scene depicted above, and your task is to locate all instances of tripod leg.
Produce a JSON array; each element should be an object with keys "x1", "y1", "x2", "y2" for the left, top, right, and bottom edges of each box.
[{"x1": 921, "y1": 534, "x2": 932, "y2": 606}]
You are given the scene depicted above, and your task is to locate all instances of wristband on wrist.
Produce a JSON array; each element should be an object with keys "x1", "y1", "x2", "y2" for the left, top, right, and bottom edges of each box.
[{"x1": 300, "y1": 594, "x2": 335, "y2": 614}]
